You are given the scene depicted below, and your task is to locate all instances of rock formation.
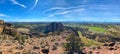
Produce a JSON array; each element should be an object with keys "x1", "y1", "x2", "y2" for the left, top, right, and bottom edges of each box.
[
  {"x1": 0, "y1": 20, "x2": 4, "y2": 34},
  {"x1": 45, "y1": 22, "x2": 64, "y2": 33},
  {"x1": 0, "y1": 20, "x2": 16, "y2": 35}
]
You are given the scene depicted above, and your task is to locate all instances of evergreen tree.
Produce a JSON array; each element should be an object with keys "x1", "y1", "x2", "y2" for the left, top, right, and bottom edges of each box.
[{"x1": 63, "y1": 33, "x2": 83, "y2": 54}]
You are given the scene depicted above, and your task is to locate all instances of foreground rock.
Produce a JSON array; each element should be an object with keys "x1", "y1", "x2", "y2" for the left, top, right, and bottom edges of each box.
[
  {"x1": 0, "y1": 20, "x2": 4, "y2": 34},
  {"x1": 0, "y1": 20, "x2": 17, "y2": 35},
  {"x1": 82, "y1": 42, "x2": 120, "y2": 54}
]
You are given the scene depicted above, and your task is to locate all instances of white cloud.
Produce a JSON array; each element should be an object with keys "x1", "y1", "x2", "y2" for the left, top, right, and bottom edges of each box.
[
  {"x1": 57, "y1": 8, "x2": 85, "y2": 14},
  {"x1": 0, "y1": 13, "x2": 6, "y2": 17},
  {"x1": 43, "y1": 4, "x2": 115, "y2": 20},
  {"x1": 42, "y1": 5, "x2": 89, "y2": 14},
  {"x1": 10, "y1": 0, "x2": 27, "y2": 8},
  {"x1": 0, "y1": 13, "x2": 10, "y2": 17},
  {"x1": 46, "y1": 7, "x2": 85, "y2": 17},
  {"x1": 42, "y1": 7, "x2": 67, "y2": 13},
  {"x1": 31, "y1": 0, "x2": 39, "y2": 10},
  {"x1": 42, "y1": 5, "x2": 87, "y2": 17}
]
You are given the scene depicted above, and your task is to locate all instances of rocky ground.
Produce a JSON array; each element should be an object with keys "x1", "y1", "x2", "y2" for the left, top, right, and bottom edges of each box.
[
  {"x1": 82, "y1": 42, "x2": 120, "y2": 54},
  {"x1": 0, "y1": 35, "x2": 67, "y2": 54}
]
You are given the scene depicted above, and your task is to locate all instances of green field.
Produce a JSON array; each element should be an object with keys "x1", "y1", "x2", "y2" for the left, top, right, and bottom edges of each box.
[
  {"x1": 78, "y1": 31, "x2": 82, "y2": 36},
  {"x1": 78, "y1": 31, "x2": 103, "y2": 47},
  {"x1": 88, "y1": 26, "x2": 108, "y2": 33},
  {"x1": 80, "y1": 36, "x2": 103, "y2": 47}
]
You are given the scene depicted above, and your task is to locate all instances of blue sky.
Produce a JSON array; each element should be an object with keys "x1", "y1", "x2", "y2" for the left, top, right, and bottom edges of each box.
[{"x1": 0, "y1": 0, "x2": 120, "y2": 22}]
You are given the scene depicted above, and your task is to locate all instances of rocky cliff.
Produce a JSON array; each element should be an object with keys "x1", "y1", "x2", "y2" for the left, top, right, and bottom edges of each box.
[{"x1": 45, "y1": 22, "x2": 64, "y2": 33}]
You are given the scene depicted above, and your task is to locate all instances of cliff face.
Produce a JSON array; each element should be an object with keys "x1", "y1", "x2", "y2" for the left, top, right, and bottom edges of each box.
[
  {"x1": 45, "y1": 22, "x2": 64, "y2": 33},
  {"x1": 0, "y1": 20, "x2": 16, "y2": 35}
]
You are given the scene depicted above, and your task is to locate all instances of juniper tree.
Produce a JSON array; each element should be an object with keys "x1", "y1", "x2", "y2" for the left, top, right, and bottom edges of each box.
[{"x1": 63, "y1": 33, "x2": 83, "y2": 54}]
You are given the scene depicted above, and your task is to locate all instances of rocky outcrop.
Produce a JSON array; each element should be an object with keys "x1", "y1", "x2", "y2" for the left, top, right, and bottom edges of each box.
[
  {"x1": 45, "y1": 22, "x2": 64, "y2": 33},
  {"x1": 0, "y1": 20, "x2": 4, "y2": 34},
  {"x1": 103, "y1": 42, "x2": 116, "y2": 47},
  {"x1": 0, "y1": 20, "x2": 16, "y2": 35},
  {"x1": 3, "y1": 23, "x2": 16, "y2": 36}
]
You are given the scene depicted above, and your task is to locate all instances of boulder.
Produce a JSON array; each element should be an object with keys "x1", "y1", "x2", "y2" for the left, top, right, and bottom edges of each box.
[
  {"x1": 103, "y1": 43, "x2": 108, "y2": 46},
  {"x1": 41, "y1": 49, "x2": 49, "y2": 54},
  {"x1": 109, "y1": 47, "x2": 114, "y2": 50},
  {"x1": 109, "y1": 42, "x2": 115, "y2": 46}
]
